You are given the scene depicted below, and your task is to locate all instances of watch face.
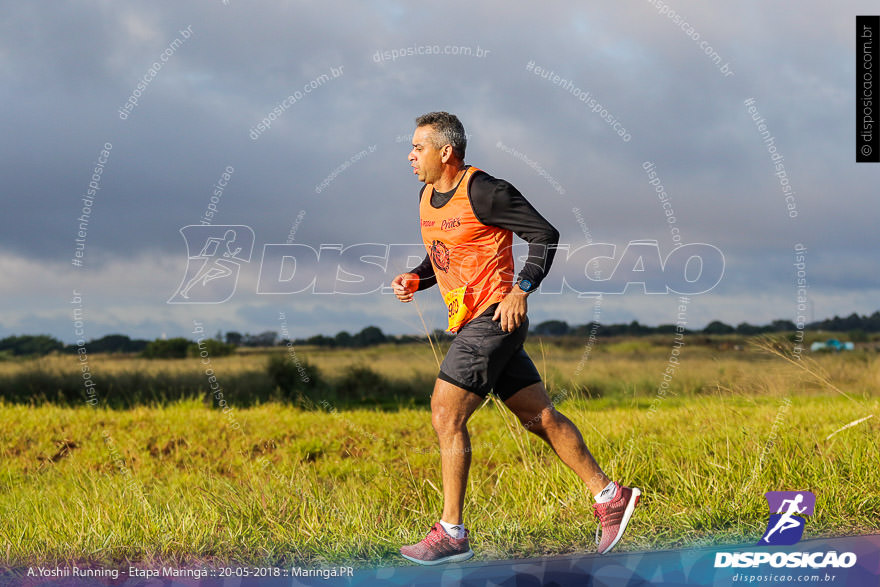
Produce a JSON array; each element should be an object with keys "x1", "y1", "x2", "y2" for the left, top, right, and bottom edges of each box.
[{"x1": 519, "y1": 279, "x2": 532, "y2": 292}]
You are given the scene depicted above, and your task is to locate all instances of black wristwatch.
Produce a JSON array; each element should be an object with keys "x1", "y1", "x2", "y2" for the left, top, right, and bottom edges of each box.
[{"x1": 516, "y1": 278, "x2": 533, "y2": 293}]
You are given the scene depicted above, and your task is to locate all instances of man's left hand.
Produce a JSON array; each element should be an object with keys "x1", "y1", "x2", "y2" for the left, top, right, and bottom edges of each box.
[{"x1": 492, "y1": 289, "x2": 528, "y2": 332}]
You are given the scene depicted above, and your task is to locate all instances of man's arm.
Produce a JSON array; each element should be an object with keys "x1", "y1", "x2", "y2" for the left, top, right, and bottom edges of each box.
[
  {"x1": 468, "y1": 173, "x2": 560, "y2": 291},
  {"x1": 391, "y1": 254, "x2": 435, "y2": 303},
  {"x1": 410, "y1": 253, "x2": 437, "y2": 291},
  {"x1": 467, "y1": 172, "x2": 560, "y2": 331}
]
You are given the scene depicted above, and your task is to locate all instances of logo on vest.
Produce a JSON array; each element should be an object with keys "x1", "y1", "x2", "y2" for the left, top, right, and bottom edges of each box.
[
  {"x1": 421, "y1": 219, "x2": 435, "y2": 227},
  {"x1": 430, "y1": 240, "x2": 450, "y2": 272},
  {"x1": 441, "y1": 217, "x2": 461, "y2": 231}
]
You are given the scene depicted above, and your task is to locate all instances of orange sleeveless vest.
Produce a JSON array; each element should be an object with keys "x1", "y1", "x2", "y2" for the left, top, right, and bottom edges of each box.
[{"x1": 420, "y1": 166, "x2": 514, "y2": 332}]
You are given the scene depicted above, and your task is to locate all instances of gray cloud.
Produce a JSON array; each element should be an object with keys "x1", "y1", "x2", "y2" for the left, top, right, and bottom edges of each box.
[{"x1": 1, "y1": 0, "x2": 876, "y2": 342}]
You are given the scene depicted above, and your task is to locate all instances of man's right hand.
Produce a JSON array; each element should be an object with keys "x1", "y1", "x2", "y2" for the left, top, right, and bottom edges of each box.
[{"x1": 391, "y1": 273, "x2": 419, "y2": 302}]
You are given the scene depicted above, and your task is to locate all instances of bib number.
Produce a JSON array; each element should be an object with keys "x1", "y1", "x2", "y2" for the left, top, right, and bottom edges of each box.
[{"x1": 443, "y1": 285, "x2": 469, "y2": 332}]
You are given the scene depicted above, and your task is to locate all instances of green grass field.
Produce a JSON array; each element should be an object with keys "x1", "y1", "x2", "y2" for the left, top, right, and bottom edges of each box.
[{"x1": 1, "y1": 339, "x2": 878, "y2": 569}]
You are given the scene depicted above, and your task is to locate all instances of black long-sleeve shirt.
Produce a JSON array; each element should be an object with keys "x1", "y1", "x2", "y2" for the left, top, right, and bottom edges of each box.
[{"x1": 411, "y1": 167, "x2": 560, "y2": 292}]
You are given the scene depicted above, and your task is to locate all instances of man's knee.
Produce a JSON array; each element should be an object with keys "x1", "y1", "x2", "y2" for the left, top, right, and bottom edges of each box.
[
  {"x1": 431, "y1": 403, "x2": 468, "y2": 436},
  {"x1": 431, "y1": 408, "x2": 449, "y2": 435},
  {"x1": 520, "y1": 405, "x2": 555, "y2": 434},
  {"x1": 430, "y1": 379, "x2": 483, "y2": 436}
]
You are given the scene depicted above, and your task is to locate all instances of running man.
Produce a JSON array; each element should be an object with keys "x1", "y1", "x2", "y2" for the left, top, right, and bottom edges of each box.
[
  {"x1": 763, "y1": 494, "x2": 807, "y2": 543},
  {"x1": 391, "y1": 112, "x2": 640, "y2": 565}
]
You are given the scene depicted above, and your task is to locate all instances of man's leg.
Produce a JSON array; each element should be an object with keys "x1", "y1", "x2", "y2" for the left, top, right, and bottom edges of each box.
[
  {"x1": 502, "y1": 379, "x2": 641, "y2": 554},
  {"x1": 431, "y1": 378, "x2": 485, "y2": 525},
  {"x1": 400, "y1": 378, "x2": 482, "y2": 565},
  {"x1": 502, "y1": 381, "x2": 610, "y2": 494}
]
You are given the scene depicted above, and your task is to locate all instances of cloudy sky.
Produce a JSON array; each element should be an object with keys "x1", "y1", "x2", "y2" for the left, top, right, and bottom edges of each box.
[{"x1": 2, "y1": 1, "x2": 877, "y2": 343}]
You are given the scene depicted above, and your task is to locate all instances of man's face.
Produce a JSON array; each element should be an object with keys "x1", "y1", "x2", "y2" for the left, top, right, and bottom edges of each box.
[{"x1": 408, "y1": 125, "x2": 445, "y2": 184}]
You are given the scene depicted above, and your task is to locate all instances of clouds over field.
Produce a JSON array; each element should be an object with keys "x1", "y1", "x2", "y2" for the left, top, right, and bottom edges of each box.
[{"x1": 1, "y1": 0, "x2": 876, "y2": 341}]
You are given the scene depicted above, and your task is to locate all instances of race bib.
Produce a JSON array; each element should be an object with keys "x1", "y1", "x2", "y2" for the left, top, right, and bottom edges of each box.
[{"x1": 443, "y1": 285, "x2": 469, "y2": 332}]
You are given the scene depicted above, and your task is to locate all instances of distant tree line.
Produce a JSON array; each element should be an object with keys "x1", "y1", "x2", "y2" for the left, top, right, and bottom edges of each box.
[
  {"x1": 1, "y1": 311, "x2": 877, "y2": 358},
  {"x1": 808, "y1": 312, "x2": 880, "y2": 333},
  {"x1": 530, "y1": 311, "x2": 880, "y2": 337},
  {"x1": 284, "y1": 325, "x2": 451, "y2": 348},
  {"x1": 0, "y1": 335, "x2": 64, "y2": 356}
]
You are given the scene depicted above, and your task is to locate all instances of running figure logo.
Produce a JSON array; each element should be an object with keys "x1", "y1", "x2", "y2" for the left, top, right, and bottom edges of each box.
[
  {"x1": 168, "y1": 225, "x2": 254, "y2": 303},
  {"x1": 759, "y1": 491, "x2": 816, "y2": 546}
]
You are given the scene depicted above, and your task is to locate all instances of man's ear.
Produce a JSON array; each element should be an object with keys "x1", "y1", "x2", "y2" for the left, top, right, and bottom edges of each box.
[{"x1": 440, "y1": 144, "x2": 453, "y2": 163}]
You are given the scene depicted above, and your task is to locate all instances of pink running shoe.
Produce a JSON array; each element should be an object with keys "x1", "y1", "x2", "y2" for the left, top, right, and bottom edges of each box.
[
  {"x1": 592, "y1": 482, "x2": 641, "y2": 554},
  {"x1": 400, "y1": 523, "x2": 475, "y2": 565}
]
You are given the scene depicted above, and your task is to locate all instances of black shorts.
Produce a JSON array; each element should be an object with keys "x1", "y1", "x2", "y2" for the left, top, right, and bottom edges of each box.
[{"x1": 438, "y1": 304, "x2": 542, "y2": 401}]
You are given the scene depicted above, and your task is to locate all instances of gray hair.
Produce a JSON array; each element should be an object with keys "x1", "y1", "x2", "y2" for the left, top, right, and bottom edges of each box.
[{"x1": 415, "y1": 111, "x2": 467, "y2": 160}]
